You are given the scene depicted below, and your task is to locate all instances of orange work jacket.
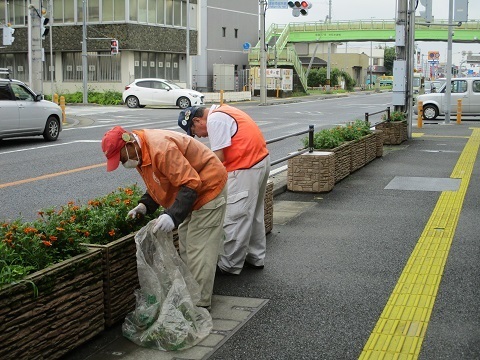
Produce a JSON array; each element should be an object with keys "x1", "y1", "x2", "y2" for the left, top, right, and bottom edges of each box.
[{"x1": 133, "y1": 129, "x2": 227, "y2": 210}]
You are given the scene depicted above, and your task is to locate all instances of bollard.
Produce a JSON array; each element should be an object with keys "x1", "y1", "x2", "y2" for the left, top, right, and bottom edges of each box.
[
  {"x1": 220, "y1": 90, "x2": 224, "y2": 105},
  {"x1": 417, "y1": 100, "x2": 423, "y2": 129},
  {"x1": 276, "y1": 85, "x2": 280, "y2": 98},
  {"x1": 457, "y1": 99, "x2": 462, "y2": 124},
  {"x1": 53, "y1": 93, "x2": 59, "y2": 105},
  {"x1": 60, "y1": 96, "x2": 67, "y2": 124}
]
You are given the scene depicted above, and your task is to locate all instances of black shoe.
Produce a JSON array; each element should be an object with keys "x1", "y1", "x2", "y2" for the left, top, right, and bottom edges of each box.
[
  {"x1": 244, "y1": 261, "x2": 264, "y2": 269},
  {"x1": 216, "y1": 265, "x2": 237, "y2": 276}
]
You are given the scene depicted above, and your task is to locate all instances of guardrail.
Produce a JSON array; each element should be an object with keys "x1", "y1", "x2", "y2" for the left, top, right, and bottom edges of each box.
[
  {"x1": 266, "y1": 125, "x2": 314, "y2": 166},
  {"x1": 365, "y1": 107, "x2": 390, "y2": 125}
]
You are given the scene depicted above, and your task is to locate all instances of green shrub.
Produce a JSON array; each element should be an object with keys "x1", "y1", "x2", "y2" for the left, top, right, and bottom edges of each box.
[{"x1": 382, "y1": 110, "x2": 406, "y2": 122}]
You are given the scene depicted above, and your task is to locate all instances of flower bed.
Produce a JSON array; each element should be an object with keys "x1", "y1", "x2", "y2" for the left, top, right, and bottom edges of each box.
[{"x1": 0, "y1": 248, "x2": 104, "y2": 360}]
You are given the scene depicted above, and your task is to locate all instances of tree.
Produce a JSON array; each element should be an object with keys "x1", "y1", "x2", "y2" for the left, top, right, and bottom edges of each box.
[{"x1": 383, "y1": 47, "x2": 396, "y2": 76}]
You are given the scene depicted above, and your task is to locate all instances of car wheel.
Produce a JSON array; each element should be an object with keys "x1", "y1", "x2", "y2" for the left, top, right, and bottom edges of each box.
[
  {"x1": 177, "y1": 97, "x2": 191, "y2": 109},
  {"x1": 126, "y1": 96, "x2": 140, "y2": 108},
  {"x1": 43, "y1": 116, "x2": 60, "y2": 141},
  {"x1": 423, "y1": 104, "x2": 438, "y2": 120}
]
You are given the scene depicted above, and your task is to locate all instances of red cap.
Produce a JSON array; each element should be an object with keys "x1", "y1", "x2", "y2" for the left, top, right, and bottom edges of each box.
[{"x1": 101, "y1": 126, "x2": 130, "y2": 172}]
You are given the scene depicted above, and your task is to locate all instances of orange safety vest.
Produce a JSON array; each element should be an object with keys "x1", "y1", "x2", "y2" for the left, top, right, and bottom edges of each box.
[
  {"x1": 211, "y1": 105, "x2": 269, "y2": 172},
  {"x1": 133, "y1": 129, "x2": 227, "y2": 210}
]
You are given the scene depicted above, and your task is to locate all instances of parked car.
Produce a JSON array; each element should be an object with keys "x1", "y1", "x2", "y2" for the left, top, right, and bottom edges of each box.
[
  {"x1": 414, "y1": 77, "x2": 480, "y2": 120},
  {"x1": 122, "y1": 78, "x2": 205, "y2": 109},
  {"x1": 0, "y1": 73, "x2": 63, "y2": 141}
]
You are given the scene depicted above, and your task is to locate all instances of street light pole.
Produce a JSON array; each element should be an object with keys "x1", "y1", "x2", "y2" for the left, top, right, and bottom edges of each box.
[{"x1": 444, "y1": 0, "x2": 454, "y2": 124}]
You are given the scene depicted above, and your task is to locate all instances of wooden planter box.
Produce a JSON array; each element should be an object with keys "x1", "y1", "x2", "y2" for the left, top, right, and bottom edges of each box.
[
  {"x1": 87, "y1": 180, "x2": 275, "y2": 328},
  {"x1": 350, "y1": 137, "x2": 367, "y2": 172},
  {"x1": 86, "y1": 234, "x2": 139, "y2": 328},
  {"x1": 374, "y1": 130, "x2": 384, "y2": 157},
  {"x1": 0, "y1": 249, "x2": 104, "y2": 360},
  {"x1": 375, "y1": 121, "x2": 407, "y2": 145},
  {"x1": 287, "y1": 151, "x2": 335, "y2": 193},
  {"x1": 364, "y1": 133, "x2": 377, "y2": 164}
]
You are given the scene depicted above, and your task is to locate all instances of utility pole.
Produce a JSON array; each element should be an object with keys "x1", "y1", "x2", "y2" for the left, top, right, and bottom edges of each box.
[
  {"x1": 393, "y1": 0, "x2": 408, "y2": 113},
  {"x1": 406, "y1": 0, "x2": 416, "y2": 138},
  {"x1": 186, "y1": 0, "x2": 190, "y2": 89},
  {"x1": 82, "y1": 0, "x2": 88, "y2": 104},
  {"x1": 29, "y1": 1, "x2": 43, "y2": 94},
  {"x1": 259, "y1": 0, "x2": 267, "y2": 105},
  {"x1": 444, "y1": 0, "x2": 454, "y2": 124}
]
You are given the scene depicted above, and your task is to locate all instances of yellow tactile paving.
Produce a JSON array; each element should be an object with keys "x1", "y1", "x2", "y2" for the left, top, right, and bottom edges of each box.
[{"x1": 359, "y1": 128, "x2": 480, "y2": 359}]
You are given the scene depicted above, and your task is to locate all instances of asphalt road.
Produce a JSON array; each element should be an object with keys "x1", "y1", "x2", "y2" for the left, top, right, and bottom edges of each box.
[{"x1": 0, "y1": 92, "x2": 393, "y2": 222}]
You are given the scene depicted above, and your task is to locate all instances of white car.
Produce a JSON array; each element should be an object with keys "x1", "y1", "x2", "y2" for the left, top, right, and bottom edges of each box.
[
  {"x1": 415, "y1": 77, "x2": 480, "y2": 120},
  {"x1": 122, "y1": 78, "x2": 204, "y2": 109},
  {"x1": 0, "y1": 75, "x2": 63, "y2": 141}
]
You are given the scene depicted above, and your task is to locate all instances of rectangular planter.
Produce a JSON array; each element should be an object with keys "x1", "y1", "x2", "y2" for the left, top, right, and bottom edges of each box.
[
  {"x1": 364, "y1": 133, "x2": 377, "y2": 164},
  {"x1": 375, "y1": 121, "x2": 407, "y2": 145},
  {"x1": 350, "y1": 137, "x2": 367, "y2": 172},
  {"x1": 374, "y1": 130, "x2": 384, "y2": 157},
  {"x1": 0, "y1": 249, "x2": 105, "y2": 360},
  {"x1": 287, "y1": 151, "x2": 335, "y2": 193},
  {"x1": 318, "y1": 142, "x2": 352, "y2": 184},
  {"x1": 264, "y1": 179, "x2": 274, "y2": 234}
]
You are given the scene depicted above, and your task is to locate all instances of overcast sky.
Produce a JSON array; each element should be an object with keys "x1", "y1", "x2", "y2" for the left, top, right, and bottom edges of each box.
[{"x1": 265, "y1": 0, "x2": 480, "y2": 64}]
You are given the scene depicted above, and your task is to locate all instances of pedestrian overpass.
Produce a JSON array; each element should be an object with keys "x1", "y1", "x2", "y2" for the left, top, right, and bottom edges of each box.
[{"x1": 248, "y1": 19, "x2": 480, "y2": 92}]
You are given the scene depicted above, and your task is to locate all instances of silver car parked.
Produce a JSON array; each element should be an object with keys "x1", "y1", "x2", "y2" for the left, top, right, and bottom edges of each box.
[{"x1": 0, "y1": 72, "x2": 62, "y2": 141}]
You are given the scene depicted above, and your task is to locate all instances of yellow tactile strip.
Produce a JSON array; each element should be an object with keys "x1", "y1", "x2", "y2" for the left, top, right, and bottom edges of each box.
[{"x1": 360, "y1": 128, "x2": 480, "y2": 359}]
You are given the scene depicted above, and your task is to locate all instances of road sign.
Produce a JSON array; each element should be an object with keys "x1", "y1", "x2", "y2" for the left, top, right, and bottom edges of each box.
[
  {"x1": 243, "y1": 42, "x2": 251, "y2": 50},
  {"x1": 269, "y1": 1, "x2": 289, "y2": 9}
]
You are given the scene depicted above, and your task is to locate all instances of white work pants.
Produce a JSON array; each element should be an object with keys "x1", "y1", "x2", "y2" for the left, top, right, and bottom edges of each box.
[{"x1": 218, "y1": 156, "x2": 271, "y2": 274}]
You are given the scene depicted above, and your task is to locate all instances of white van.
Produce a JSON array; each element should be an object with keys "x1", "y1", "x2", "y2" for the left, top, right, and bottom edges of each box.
[{"x1": 414, "y1": 77, "x2": 480, "y2": 120}]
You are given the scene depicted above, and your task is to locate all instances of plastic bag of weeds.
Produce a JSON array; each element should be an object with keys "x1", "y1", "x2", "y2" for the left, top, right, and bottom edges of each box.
[{"x1": 122, "y1": 220, "x2": 212, "y2": 351}]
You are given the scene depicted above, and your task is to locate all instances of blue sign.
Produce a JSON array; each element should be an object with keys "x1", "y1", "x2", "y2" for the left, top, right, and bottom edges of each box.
[
  {"x1": 268, "y1": 1, "x2": 288, "y2": 9},
  {"x1": 243, "y1": 42, "x2": 251, "y2": 50}
]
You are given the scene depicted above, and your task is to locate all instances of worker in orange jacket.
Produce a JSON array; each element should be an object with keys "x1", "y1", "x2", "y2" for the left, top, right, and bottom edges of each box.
[
  {"x1": 101, "y1": 126, "x2": 227, "y2": 308},
  {"x1": 179, "y1": 105, "x2": 270, "y2": 275}
]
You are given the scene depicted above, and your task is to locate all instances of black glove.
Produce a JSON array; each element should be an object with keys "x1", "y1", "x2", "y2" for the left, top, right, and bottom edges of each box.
[{"x1": 164, "y1": 186, "x2": 198, "y2": 227}]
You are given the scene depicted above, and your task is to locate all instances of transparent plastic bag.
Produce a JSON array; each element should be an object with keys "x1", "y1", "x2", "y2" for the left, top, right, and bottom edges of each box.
[{"x1": 122, "y1": 220, "x2": 212, "y2": 351}]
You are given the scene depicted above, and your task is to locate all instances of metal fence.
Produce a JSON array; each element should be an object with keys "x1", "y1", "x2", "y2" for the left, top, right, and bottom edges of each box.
[{"x1": 266, "y1": 125, "x2": 315, "y2": 166}]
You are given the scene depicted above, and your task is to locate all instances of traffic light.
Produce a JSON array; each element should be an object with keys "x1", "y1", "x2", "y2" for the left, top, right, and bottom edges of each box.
[
  {"x1": 110, "y1": 39, "x2": 119, "y2": 55},
  {"x1": 2, "y1": 23, "x2": 15, "y2": 46},
  {"x1": 41, "y1": 16, "x2": 50, "y2": 39},
  {"x1": 419, "y1": 0, "x2": 432, "y2": 23},
  {"x1": 288, "y1": 1, "x2": 312, "y2": 17}
]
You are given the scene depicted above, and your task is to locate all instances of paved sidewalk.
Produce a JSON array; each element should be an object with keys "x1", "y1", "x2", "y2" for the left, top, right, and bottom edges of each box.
[{"x1": 63, "y1": 121, "x2": 480, "y2": 360}]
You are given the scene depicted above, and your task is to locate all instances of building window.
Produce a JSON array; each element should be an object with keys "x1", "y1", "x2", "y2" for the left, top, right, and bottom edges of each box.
[
  {"x1": 134, "y1": 52, "x2": 178, "y2": 80},
  {"x1": 222, "y1": 27, "x2": 226, "y2": 37},
  {"x1": 103, "y1": 0, "x2": 126, "y2": 21},
  {"x1": 62, "y1": 52, "x2": 120, "y2": 82},
  {"x1": 234, "y1": 28, "x2": 238, "y2": 38}
]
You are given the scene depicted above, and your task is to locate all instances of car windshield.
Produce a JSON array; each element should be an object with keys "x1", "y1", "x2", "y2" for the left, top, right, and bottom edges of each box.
[{"x1": 164, "y1": 80, "x2": 183, "y2": 89}]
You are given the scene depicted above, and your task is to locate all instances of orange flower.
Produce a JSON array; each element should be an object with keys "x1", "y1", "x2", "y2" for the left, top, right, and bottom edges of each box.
[
  {"x1": 42, "y1": 240, "x2": 52, "y2": 247},
  {"x1": 109, "y1": 229, "x2": 115, "y2": 237},
  {"x1": 56, "y1": 227, "x2": 65, "y2": 232},
  {"x1": 124, "y1": 199, "x2": 131, "y2": 205},
  {"x1": 84, "y1": 231, "x2": 90, "y2": 237},
  {"x1": 49, "y1": 235, "x2": 58, "y2": 241},
  {"x1": 23, "y1": 227, "x2": 38, "y2": 234},
  {"x1": 124, "y1": 188, "x2": 134, "y2": 196},
  {"x1": 70, "y1": 215, "x2": 76, "y2": 222}
]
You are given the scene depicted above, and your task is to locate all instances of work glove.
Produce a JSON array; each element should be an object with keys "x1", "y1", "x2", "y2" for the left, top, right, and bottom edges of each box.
[
  {"x1": 127, "y1": 203, "x2": 147, "y2": 219},
  {"x1": 153, "y1": 214, "x2": 175, "y2": 233}
]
